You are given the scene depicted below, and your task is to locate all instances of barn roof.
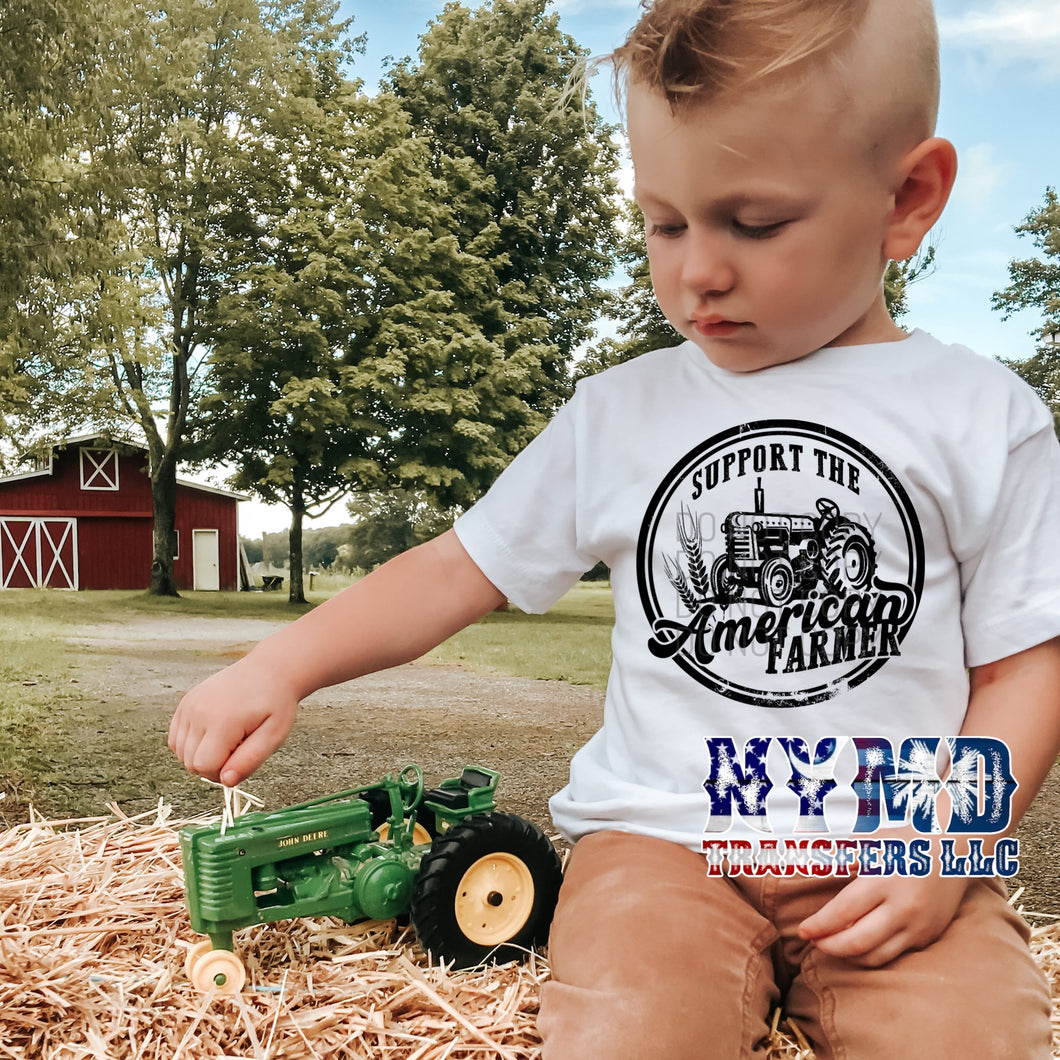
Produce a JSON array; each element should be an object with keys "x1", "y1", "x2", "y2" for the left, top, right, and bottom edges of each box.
[{"x1": 0, "y1": 433, "x2": 248, "y2": 501}]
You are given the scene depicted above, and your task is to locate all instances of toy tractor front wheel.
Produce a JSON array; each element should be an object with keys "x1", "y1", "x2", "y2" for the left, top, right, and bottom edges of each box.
[
  {"x1": 185, "y1": 939, "x2": 246, "y2": 994},
  {"x1": 411, "y1": 812, "x2": 563, "y2": 968}
]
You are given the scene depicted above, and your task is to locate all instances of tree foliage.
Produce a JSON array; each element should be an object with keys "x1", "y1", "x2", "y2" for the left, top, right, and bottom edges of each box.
[
  {"x1": 193, "y1": 84, "x2": 513, "y2": 598},
  {"x1": 385, "y1": 0, "x2": 621, "y2": 488},
  {"x1": 575, "y1": 201, "x2": 682, "y2": 380},
  {"x1": 344, "y1": 492, "x2": 452, "y2": 571},
  {"x1": 884, "y1": 245, "x2": 936, "y2": 322},
  {"x1": 4, "y1": 0, "x2": 366, "y2": 595},
  {"x1": 206, "y1": 0, "x2": 622, "y2": 586},
  {"x1": 6, "y1": 0, "x2": 623, "y2": 596},
  {"x1": 242, "y1": 525, "x2": 354, "y2": 572},
  {"x1": 188, "y1": 3, "x2": 370, "y2": 601},
  {"x1": 0, "y1": 0, "x2": 139, "y2": 442},
  {"x1": 993, "y1": 188, "x2": 1060, "y2": 435}
]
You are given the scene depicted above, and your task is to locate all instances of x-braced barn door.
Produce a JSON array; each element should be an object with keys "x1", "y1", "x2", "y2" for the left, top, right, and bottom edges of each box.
[{"x1": 0, "y1": 517, "x2": 78, "y2": 589}]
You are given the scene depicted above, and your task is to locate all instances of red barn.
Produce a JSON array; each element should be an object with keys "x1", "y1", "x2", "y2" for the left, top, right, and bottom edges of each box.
[{"x1": 0, "y1": 435, "x2": 245, "y2": 590}]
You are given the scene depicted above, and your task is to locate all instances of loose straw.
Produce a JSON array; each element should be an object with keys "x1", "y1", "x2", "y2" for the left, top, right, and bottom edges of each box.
[{"x1": 1, "y1": 805, "x2": 1057, "y2": 1059}]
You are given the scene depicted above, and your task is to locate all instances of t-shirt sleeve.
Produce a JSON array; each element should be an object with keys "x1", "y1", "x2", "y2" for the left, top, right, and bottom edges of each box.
[
  {"x1": 960, "y1": 393, "x2": 1060, "y2": 667},
  {"x1": 454, "y1": 393, "x2": 597, "y2": 614}
]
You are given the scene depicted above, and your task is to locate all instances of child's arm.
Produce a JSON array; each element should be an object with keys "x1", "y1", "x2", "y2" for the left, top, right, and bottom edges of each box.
[
  {"x1": 799, "y1": 636, "x2": 1060, "y2": 967},
  {"x1": 167, "y1": 528, "x2": 506, "y2": 786}
]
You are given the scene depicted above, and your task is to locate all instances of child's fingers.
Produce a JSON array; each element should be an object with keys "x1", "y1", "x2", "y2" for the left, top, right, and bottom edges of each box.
[
  {"x1": 186, "y1": 726, "x2": 237, "y2": 784},
  {"x1": 807, "y1": 903, "x2": 902, "y2": 961},
  {"x1": 798, "y1": 878, "x2": 880, "y2": 940},
  {"x1": 215, "y1": 714, "x2": 293, "y2": 787},
  {"x1": 801, "y1": 875, "x2": 971, "y2": 968},
  {"x1": 167, "y1": 709, "x2": 204, "y2": 775}
]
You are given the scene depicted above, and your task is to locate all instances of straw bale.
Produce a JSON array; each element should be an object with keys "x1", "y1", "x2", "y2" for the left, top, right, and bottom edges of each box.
[{"x1": 2, "y1": 806, "x2": 1057, "y2": 1059}]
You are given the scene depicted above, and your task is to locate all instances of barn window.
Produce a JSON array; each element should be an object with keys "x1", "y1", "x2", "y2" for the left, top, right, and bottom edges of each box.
[
  {"x1": 80, "y1": 448, "x2": 119, "y2": 491},
  {"x1": 27, "y1": 449, "x2": 53, "y2": 474}
]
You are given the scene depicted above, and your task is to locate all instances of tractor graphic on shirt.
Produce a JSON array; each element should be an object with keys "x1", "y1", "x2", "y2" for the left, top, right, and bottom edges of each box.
[
  {"x1": 711, "y1": 478, "x2": 876, "y2": 606},
  {"x1": 670, "y1": 478, "x2": 877, "y2": 609}
]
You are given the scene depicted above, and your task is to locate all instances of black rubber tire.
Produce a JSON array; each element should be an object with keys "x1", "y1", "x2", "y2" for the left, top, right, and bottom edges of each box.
[
  {"x1": 411, "y1": 812, "x2": 563, "y2": 968},
  {"x1": 822, "y1": 524, "x2": 876, "y2": 596},
  {"x1": 710, "y1": 554, "x2": 743, "y2": 604}
]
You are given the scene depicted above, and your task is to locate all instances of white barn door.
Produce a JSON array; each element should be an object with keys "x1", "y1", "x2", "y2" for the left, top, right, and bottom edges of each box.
[{"x1": 192, "y1": 529, "x2": 220, "y2": 591}]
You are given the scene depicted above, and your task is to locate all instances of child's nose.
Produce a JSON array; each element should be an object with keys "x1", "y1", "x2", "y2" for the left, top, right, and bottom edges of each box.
[{"x1": 681, "y1": 231, "x2": 735, "y2": 295}]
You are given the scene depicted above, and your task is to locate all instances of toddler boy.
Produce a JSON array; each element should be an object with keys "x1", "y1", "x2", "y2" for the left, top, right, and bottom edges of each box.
[{"x1": 171, "y1": 0, "x2": 1060, "y2": 1055}]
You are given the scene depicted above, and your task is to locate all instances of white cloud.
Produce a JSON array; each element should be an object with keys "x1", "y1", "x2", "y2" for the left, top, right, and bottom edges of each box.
[
  {"x1": 951, "y1": 142, "x2": 1010, "y2": 217},
  {"x1": 939, "y1": 0, "x2": 1060, "y2": 74}
]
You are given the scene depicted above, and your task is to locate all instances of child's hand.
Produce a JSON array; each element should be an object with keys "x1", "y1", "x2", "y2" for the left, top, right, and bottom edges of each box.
[
  {"x1": 168, "y1": 653, "x2": 300, "y2": 786},
  {"x1": 797, "y1": 873, "x2": 971, "y2": 968}
]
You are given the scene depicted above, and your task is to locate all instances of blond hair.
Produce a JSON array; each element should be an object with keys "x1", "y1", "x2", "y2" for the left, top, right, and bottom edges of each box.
[{"x1": 613, "y1": 0, "x2": 938, "y2": 132}]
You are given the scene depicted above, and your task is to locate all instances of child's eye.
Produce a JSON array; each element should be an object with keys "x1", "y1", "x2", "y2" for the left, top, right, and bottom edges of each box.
[
  {"x1": 647, "y1": 222, "x2": 686, "y2": 239},
  {"x1": 733, "y1": 219, "x2": 791, "y2": 240}
]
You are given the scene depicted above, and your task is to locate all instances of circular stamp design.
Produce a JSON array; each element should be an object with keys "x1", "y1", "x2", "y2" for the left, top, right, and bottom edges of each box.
[{"x1": 636, "y1": 420, "x2": 924, "y2": 707}]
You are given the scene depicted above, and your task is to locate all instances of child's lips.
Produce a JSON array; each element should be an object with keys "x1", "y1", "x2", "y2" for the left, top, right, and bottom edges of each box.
[{"x1": 692, "y1": 316, "x2": 748, "y2": 338}]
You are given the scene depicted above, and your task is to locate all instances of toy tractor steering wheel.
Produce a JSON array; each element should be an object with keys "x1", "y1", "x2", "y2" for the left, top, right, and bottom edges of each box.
[{"x1": 398, "y1": 764, "x2": 424, "y2": 814}]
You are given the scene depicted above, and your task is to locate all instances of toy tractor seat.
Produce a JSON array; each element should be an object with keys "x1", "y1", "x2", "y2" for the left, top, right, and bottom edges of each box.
[{"x1": 424, "y1": 767, "x2": 497, "y2": 811}]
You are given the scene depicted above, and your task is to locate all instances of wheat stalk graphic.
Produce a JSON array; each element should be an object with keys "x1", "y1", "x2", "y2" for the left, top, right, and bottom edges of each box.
[
  {"x1": 676, "y1": 504, "x2": 711, "y2": 600},
  {"x1": 663, "y1": 554, "x2": 701, "y2": 613}
]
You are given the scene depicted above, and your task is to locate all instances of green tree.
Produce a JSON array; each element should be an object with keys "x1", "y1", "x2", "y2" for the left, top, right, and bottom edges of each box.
[
  {"x1": 194, "y1": 88, "x2": 500, "y2": 600},
  {"x1": 294, "y1": 0, "x2": 622, "y2": 576},
  {"x1": 385, "y1": 0, "x2": 621, "y2": 486},
  {"x1": 884, "y1": 245, "x2": 936, "y2": 322},
  {"x1": 12, "y1": 0, "x2": 364, "y2": 596},
  {"x1": 337, "y1": 92, "x2": 513, "y2": 517},
  {"x1": 992, "y1": 188, "x2": 1060, "y2": 435},
  {"x1": 189, "y1": 6, "x2": 371, "y2": 603},
  {"x1": 0, "y1": 0, "x2": 139, "y2": 444},
  {"x1": 575, "y1": 201, "x2": 682, "y2": 380},
  {"x1": 345, "y1": 491, "x2": 451, "y2": 570},
  {"x1": 300, "y1": 525, "x2": 352, "y2": 570}
]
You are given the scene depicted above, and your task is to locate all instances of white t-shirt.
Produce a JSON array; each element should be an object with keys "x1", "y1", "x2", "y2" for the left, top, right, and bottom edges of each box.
[{"x1": 454, "y1": 330, "x2": 1060, "y2": 849}]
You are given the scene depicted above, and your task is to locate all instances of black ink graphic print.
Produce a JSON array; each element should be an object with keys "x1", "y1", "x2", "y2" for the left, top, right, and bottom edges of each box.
[{"x1": 637, "y1": 421, "x2": 924, "y2": 707}]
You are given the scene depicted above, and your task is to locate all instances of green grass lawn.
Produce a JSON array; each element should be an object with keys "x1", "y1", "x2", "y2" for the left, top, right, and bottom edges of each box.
[
  {"x1": 426, "y1": 582, "x2": 613, "y2": 688},
  {"x1": 0, "y1": 580, "x2": 613, "y2": 698}
]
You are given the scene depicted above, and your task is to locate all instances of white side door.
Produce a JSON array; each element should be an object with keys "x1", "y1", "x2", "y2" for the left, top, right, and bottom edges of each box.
[{"x1": 192, "y1": 529, "x2": 220, "y2": 591}]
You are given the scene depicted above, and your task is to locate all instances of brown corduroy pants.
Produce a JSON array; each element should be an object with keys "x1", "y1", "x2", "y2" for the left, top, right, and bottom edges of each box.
[{"x1": 538, "y1": 831, "x2": 1052, "y2": 1060}]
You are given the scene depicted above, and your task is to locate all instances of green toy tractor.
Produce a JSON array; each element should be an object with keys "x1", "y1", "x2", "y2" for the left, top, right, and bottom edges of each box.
[{"x1": 179, "y1": 765, "x2": 564, "y2": 993}]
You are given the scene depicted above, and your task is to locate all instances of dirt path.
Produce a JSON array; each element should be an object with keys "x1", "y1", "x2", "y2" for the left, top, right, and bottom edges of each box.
[
  {"x1": 46, "y1": 613, "x2": 603, "y2": 839},
  {"x1": 21, "y1": 611, "x2": 1060, "y2": 916}
]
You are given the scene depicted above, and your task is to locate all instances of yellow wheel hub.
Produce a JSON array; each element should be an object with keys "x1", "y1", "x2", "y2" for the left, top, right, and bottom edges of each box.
[
  {"x1": 187, "y1": 944, "x2": 246, "y2": 994},
  {"x1": 184, "y1": 938, "x2": 214, "y2": 981},
  {"x1": 377, "y1": 819, "x2": 433, "y2": 845},
  {"x1": 454, "y1": 853, "x2": 534, "y2": 946}
]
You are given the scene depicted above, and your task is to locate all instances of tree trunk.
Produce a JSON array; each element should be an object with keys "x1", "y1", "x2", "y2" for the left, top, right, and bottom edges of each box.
[
  {"x1": 149, "y1": 446, "x2": 180, "y2": 597},
  {"x1": 288, "y1": 503, "x2": 306, "y2": 604}
]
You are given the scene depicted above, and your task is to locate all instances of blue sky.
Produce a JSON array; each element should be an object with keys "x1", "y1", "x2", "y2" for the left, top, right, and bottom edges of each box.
[{"x1": 241, "y1": 1, "x2": 1059, "y2": 534}]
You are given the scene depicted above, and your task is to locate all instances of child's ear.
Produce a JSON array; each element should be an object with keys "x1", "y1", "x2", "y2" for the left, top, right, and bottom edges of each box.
[{"x1": 883, "y1": 137, "x2": 958, "y2": 261}]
